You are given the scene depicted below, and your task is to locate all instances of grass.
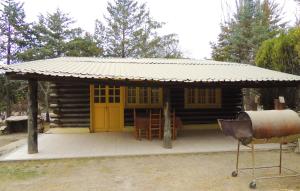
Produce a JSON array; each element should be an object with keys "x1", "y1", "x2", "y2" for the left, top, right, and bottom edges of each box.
[
  {"x1": 0, "y1": 152, "x2": 299, "y2": 191},
  {"x1": 0, "y1": 158, "x2": 93, "y2": 182},
  {"x1": 0, "y1": 167, "x2": 41, "y2": 180},
  {"x1": 0, "y1": 165, "x2": 42, "y2": 180}
]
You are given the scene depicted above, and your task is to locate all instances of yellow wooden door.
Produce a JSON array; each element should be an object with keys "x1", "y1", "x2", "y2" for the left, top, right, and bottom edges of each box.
[
  {"x1": 106, "y1": 86, "x2": 124, "y2": 131},
  {"x1": 91, "y1": 85, "x2": 124, "y2": 132},
  {"x1": 94, "y1": 104, "x2": 107, "y2": 131},
  {"x1": 93, "y1": 85, "x2": 107, "y2": 131}
]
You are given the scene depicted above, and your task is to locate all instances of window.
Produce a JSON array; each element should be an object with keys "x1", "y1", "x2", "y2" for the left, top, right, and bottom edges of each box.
[
  {"x1": 184, "y1": 88, "x2": 221, "y2": 108},
  {"x1": 127, "y1": 87, "x2": 137, "y2": 104},
  {"x1": 151, "y1": 87, "x2": 160, "y2": 104},
  {"x1": 94, "y1": 85, "x2": 106, "y2": 103},
  {"x1": 126, "y1": 87, "x2": 163, "y2": 108},
  {"x1": 139, "y1": 87, "x2": 148, "y2": 104},
  {"x1": 93, "y1": 85, "x2": 121, "y2": 103}
]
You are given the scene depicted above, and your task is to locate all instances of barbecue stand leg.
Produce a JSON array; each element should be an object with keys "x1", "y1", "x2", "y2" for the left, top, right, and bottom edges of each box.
[
  {"x1": 279, "y1": 139, "x2": 282, "y2": 175},
  {"x1": 249, "y1": 181, "x2": 256, "y2": 189},
  {"x1": 232, "y1": 141, "x2": 240, "y2": 177},
  {"x1": 251, "y1": 143, "x2": 255, "y2": 177},
  {"x1": 250, "y1": 143, "x2": 257, "y2": 189},
  {"x1": 230, "y1": 138, "x2": 300, "y2": 189}
]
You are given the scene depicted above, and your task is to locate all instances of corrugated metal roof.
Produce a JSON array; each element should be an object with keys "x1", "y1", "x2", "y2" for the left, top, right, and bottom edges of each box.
[{"x1": 0, "y1": 57, "x2": 300, "y2": 83}]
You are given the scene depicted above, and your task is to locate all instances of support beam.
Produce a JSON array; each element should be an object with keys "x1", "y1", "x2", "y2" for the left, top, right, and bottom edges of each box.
[
  {"x1": 163, "y1": 88, "x2": 172, "y2": 149},
  {"x1": 28, "y1": 79, "x2": 38, "y2": 154}
]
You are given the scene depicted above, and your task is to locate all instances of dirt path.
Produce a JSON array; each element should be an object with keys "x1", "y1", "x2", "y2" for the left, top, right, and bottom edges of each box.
[
  {"x1": 0, "y1": 133, "x2": 27, "y2": 148},
  {"x1": 0, "y1": 151, "x2": 300, "y2": 191}
]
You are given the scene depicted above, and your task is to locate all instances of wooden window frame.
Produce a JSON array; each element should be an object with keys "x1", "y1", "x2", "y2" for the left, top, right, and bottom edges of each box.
[
  {"x1": 184, "y1": 88, "x2": 222, "y2": 109},
  {"x1": 125, "y1": 87, "x2": 163, "y2": 108},
  {"x1": 93, "y1": 85, "x2": 121, "y2": 104}
]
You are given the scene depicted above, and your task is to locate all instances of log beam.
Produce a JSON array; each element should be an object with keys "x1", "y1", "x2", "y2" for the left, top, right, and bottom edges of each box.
[
  {"x1": 28, "y1": 79, "x2": 38, "y2": 154},
  {"x1": 163, "y1": 88, "x2": 172, "y2": 149}
]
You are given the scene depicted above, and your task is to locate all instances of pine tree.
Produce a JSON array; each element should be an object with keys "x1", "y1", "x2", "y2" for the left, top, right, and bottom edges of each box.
[
  {"x1": 65, "y1": 33, "x2": 102, "y2": 57},
  {"x1": 0, "y1": 0, "x2": 30, "y2": 117},
  {"x1": 211, "y1": 0, "x2": 284, "y2": 64},
  {"x1": 18, "y1": 9, "x2": 87, "y2": 121},
  {"x1": 19, "y1": 8, "x2": 84, "y2": 61},
  {"x1": 0, "y1": 0, "x2": 30, "y2": 64},
  {"x1": 210, "y1": 23, "x2": 233, "y2": 61},
  {"x1": 94, "y1": 0, "x2": 182, "y2": 58},
  {"x1": 211, "y1": 0, "x2": 285, "y2": 110}
]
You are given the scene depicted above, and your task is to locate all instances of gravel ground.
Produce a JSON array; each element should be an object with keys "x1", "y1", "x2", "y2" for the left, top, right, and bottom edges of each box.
[{"x1": 0, "y1": 150, "x2": 300, "y2": 191}]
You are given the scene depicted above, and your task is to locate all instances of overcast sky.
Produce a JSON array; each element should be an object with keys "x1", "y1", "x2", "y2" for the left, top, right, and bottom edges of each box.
[{"x1": 22, "y1": 0, "x2": 298, "y2": 59}]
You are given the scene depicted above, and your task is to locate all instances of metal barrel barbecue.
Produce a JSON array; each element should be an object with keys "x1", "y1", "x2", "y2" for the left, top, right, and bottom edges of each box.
[
  {"x1": 218, "y1": 110, "x2": 300, "y2": 145},
  {"x1": 218, "y1": 109, "x2": 300, "y2": 189},
  {"x1": 238, "y1": 110, "x2": 300, "y2": 139}
]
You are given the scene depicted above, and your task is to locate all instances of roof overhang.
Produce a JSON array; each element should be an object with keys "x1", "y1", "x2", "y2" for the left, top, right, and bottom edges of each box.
[
  {"x1": 5, "y1": 71, "x2": 300, "y2": 88},
  {"x1": 1, "y1": 57, "x2": 300, "y2": 88}
]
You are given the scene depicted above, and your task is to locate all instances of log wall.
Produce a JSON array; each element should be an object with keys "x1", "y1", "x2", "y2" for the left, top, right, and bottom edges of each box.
[
  {"x1": 125, "y1": 87, "x2": 242, "y2": 126},
  {"x1": 50, "y1": 82, "x2": 90, "y2": 128},
  {"x1": 50, "y1": 83, "x2": 242, "y2": 128}
]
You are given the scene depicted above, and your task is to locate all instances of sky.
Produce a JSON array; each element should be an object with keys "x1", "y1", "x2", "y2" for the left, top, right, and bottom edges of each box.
[{"x1": 22, "y1": 0, "x2": 299, "y2": 59}]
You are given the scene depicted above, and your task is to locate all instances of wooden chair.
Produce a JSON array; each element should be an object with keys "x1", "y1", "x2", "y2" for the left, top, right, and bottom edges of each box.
[
  {"x1": 134, "y1": 109, "x2": 148, "y2": 140},
  {"x1": 148, "y1": 109, "x2": 162, "y2": 140}
]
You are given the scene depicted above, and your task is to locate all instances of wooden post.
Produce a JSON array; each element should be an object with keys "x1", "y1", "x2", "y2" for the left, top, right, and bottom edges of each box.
[
  {"x1": 163, "y1": 88, "x2": 172, "y2": 149},
  {"x1": 28, "y1": 79, "x2": 38, "y2": 154}
]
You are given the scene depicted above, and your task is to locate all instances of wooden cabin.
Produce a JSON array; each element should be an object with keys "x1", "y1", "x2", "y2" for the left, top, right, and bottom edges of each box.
[
  {"x1": 49, "y1": 82, "x2": 242, "y2": 132},
  {"x1": 1, "y1": 57, "x2": 299, "y2": 153}
]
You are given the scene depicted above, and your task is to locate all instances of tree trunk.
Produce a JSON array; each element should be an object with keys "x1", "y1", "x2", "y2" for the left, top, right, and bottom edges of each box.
[
  {"x1": 163, "y1": 88, "x2": 172, "y2": 149},
  {"x1": 28, "y1": 79, "x2": 38, "y2": 154},
  {"x1": 121, "y1": 26, "x2": 125, "y2": 58},
  {"x1": 4, "y1": 77, "x2": 11, "y2": 117},
  {"x1": 296, "y1": 85, "x2": 300, "y2": 112},
  {"x1": 7, "y1": 22, "x2": 11, "y2": 65},
  {"x1": 39, "y1": 82, "x2": 51, "y2": 122},
  {"x1": 5, "y1": 23, "x2": 12, "y2": 118},
  {"x1": 243, "y1": 88, "x2": 258, "y2": 111}
]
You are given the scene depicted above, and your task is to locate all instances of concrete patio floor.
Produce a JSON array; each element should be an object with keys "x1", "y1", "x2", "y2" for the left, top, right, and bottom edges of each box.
[{"x1": 0, "y1": 129, "x2": 283, "y2": 161}]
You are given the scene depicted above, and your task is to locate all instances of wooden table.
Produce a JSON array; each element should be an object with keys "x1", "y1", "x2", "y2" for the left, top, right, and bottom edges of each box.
[{"x1": 135, "y1": 116, "x2": 183, "y2": 140}]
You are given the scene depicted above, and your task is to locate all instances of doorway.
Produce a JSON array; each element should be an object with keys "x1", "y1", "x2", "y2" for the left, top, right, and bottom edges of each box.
[{"x1": 91, "y1": 85, "x2": 124, "y2": 132}]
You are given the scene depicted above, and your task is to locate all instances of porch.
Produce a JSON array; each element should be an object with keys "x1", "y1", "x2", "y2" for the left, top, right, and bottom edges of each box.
[{"x1": 1, "y1": 129, "x2": 283, "y2": 161}]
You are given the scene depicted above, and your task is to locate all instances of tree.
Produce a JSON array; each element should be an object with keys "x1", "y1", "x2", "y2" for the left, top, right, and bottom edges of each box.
[
  {"x1": 94, "y1": 0, "x2": 182, "y2": 58},
  {"x1": 295, "y1": 0, "x2": 300, "y2": 26},
  {"x1": 211, "y1": 0, "x2": 285, "y2": 64},
  {"x1": 255, "y1": 28, "x2": 300, "y2": 109},
  {"x1": 0, "y1": 0, "x2": 30, "y2": 117},
  {"x1": 18, "y1": 8, "x2": 83, "y2": 61},
  {"x1": 18, "y1": 9, "x2": 86, "y2": 121},
  {"x1": 256, "y1": 28, "x2": 300, "y2": 75},
  {"x1": 210, "y1": 23, "x2": 233, "y2": 61},
  {"x1": 65, "y1": 33, "x2": 102, "y2": 57},
  {"x1": 0, "y1": 0, "x2": 31, "y2": 63},
  {"x1": 211, "y1": 0, "x2": 286, "y2": 110}
]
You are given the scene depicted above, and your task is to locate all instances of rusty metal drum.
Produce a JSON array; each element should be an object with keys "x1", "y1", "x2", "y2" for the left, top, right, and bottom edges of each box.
[{"x1": 238, "y1": 110, "x2": 300, "y2": 139}]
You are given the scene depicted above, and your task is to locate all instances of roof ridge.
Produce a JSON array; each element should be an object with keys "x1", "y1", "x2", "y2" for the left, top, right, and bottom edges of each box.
[{"x1": 56, "y1": 57, "x2": 246, "y2": 66}]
